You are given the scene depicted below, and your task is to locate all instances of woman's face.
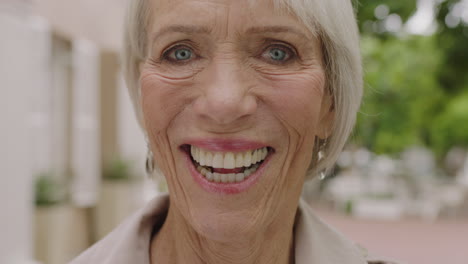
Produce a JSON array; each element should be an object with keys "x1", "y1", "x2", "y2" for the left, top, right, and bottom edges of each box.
[{"x1": 141, "y1": 0, "x2": 332, "y2": 240}]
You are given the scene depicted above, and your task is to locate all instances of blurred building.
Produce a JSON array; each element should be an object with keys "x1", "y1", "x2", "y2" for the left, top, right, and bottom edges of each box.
[
  {"x1": 1, "y1": 1, "x2": 149, "y2": 263},
  {"x1": 2, "y1": 1, "x2": 467, "y2": 264}
]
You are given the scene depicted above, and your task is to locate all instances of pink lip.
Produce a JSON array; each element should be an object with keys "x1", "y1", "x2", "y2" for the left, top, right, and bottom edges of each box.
[
  {"x1": 184, "y1": 138, "x2": 269, "y2": 152},
  {"x1": 183, "y1": 147, "x2": 273, "y2": 195}
]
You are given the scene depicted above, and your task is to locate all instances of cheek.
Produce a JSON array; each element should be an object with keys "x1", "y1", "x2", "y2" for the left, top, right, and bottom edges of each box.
[
  {"x1": 140, "y1": 69, "x2": 196, "y2": 135},
  {"x1": 140, "y1": 69, "x2": 199, "y2": 180},
  {"x1": 263, "y1": 72, "x2": 326, "y2": 183},
  {"x1": 259, "y1": 71, "x2": 326, "y2": 135}
]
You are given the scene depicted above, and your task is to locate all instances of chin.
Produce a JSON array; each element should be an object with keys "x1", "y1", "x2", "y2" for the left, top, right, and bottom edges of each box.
[{"x1": 189, "y1": 208, "x2": 263, "y2": 242}]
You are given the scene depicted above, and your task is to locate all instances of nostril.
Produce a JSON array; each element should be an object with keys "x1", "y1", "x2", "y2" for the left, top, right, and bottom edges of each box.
[{"x1": 194, "y1": 94, "x2": 257, "y2": 125}]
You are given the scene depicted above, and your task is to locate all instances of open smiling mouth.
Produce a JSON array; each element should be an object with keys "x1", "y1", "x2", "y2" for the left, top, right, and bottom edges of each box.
[{"x1": 181, "y1": 145, "x2": 274, "y2": 183}]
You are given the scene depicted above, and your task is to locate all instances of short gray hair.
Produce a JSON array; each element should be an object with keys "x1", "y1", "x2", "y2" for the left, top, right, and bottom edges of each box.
[{"x1": 122, "y1": 0, "x2": 363, "y2": 179}]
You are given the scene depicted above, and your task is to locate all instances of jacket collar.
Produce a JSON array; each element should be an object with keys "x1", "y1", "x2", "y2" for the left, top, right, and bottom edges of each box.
[
  {"x1": 70, "y1": 194, "x2": 368, "y2": 263},
  {"x1": 295, "y1": 199, "x2": 367, "y2": 264}
]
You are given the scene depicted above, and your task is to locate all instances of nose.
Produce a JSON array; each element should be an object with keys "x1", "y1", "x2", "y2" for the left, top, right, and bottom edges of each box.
[{"x1": 193, "y1": 61, "x2": 257, "y2": 126}]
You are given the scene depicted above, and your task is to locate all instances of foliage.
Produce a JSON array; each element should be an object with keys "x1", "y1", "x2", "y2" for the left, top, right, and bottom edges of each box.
[
  {"x1": 435, "y1": 0, "x2": 468, "y2": 94},
  {"x1": 103, "y1": 158, "x2": 135, "y2": 181},
  {"x1": 35, "y1": 172, "x2": 66, "y2": 207},
  {"x1": 355, "y1": 35, "x2": 444, "y2": 154},
  {"x1": 431, "y1": 91, "x2": 468, "y2": 155},
  {"x1": 355, "y1": 0, "x2": 417, "y2": 35},
  {"x1": 351, "y1": 0, "x2": 468, "y2": 160}
]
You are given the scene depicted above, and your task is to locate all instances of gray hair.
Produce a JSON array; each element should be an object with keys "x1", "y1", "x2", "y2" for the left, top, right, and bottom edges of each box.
[{"x1": 122, "y1": 0, "x2": 363, "y2": 179}]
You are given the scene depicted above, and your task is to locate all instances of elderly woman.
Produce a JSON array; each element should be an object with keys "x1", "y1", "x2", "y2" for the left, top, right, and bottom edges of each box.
[{"x1": 71, "y1": 0, "x2": 398, "y2": 263}]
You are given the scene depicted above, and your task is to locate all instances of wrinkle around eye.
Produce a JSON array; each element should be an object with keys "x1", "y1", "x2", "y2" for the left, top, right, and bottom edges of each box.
[
  {"x1": 141, "y1": 61, "x2": 204, "y2": 83},
  {"x1": 140, "y1": 69, "x2": 197, "y2": 88},
  {"x1": 254, "y1": 66, "x2": 327, "y2": 94},
  {"x1": 250, "y1": 60, "x2": 323, "y2": 77}
]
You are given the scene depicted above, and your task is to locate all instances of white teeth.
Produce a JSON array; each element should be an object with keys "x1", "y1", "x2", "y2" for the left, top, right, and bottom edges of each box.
[
  {"x1": 213, "y1": 153, "x2": 223, "y2": 168},
  {"x1": 213, "y1": 173, "x2": 221, "y2": 183},
  {"x1": 235, "y1": 173, "x2": 244, "y2": 182},
  {"x1": 263, "y1": 148, "x2": 268, "y2": 159},
  {"x1": 191, "y1": 145, "x2": 269, "y2": 169},
  {"x1": 221, "y1": 174, "x2": 228, "y2": 183},
  {"x1": 257, "y1": 149, "x2": 263, "y2": 163},
  {"x1": 195, "y1": 162, "x2": 262, "y2": 183},
  {"x1": 235, "y1": 153, "x2": 244, "y2": 167},
  {"x1": 194, "y1": 147, "x2": 199, "y2": 162},
  {"x1": 227, "y1": 173, "x2": 236, "y2": 183},
  {"x1": 206, "y1": 171, "x2": 213, "y2": 181},
  {"x1": 243, "y1": 151, "x2": 252, "y2": 167},
  {"x1": 199, "y1": 149, "x2": 206, "y2": 166},
  {"x1": 191, "y1": 147, "x2": 196, "y2": 160},
  {"x1": 223, "y1": 152, "x2": 235, "y2": 169},
  {"x1": 252, "y1": 150, "x2": 259, "y2": 164},
  {"x1": 205, "y1": 152, "x2": 213, "y2": 167}
]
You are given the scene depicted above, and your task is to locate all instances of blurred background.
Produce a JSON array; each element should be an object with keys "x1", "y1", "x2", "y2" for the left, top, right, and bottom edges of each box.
[{"x1": 1, "y1": 0, "x2": 467, "y2": 263}]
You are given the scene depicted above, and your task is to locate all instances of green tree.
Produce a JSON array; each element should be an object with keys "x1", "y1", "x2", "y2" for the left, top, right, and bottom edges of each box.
[
  {"x1": 355, "y1": 35, "x2": 444, "y2": 154},
  {"x1": 355, "y1": 0, "x2": 417, "y2": 36},
  {"x1": 431, "y1": 90, "x2": 468, "y2": 155},
  {"x1": 352, "y1": 0, "x2": 468, "y2": 160}
]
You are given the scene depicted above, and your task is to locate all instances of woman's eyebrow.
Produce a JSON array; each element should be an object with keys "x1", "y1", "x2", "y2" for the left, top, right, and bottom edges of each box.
[
  {"x1": 245, "y1": 26, "x2": 311, "y2": 39},
  {"x1": 151, "y1": 25, "x2": 311, "y2": 44},
  {"x1": 152, "y1": 25, "x2": 211, "y2": 42}
]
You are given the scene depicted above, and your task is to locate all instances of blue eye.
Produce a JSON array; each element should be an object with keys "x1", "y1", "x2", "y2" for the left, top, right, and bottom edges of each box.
[
  {"x1": 174, "y1": 48, "x2": 193, "y2": 61},
  {"x1": 269, "y1": 48, "x2": 288, "y2": 61},
  {"x1": 261, "y1": 44, "x2": 296, "y2": 64}
]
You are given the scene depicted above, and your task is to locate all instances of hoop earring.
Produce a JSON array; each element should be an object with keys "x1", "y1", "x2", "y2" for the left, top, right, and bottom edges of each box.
[{"x1": 145, "y1": 138, "x2": 155, "y2": 176}]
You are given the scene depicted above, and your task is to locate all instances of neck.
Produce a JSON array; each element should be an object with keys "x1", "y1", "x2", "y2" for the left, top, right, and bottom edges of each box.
[{"x1": 150, "y1": 204, "x2": 296, "y2": 264}]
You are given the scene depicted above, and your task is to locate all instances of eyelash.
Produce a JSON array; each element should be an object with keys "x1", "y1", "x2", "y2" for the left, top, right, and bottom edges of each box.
[
  {"x1": 161, "y1": 43, "x2": 199, "y2": 65},
  {"x1": 259, "y1": 43, "x2": 298, "y2": 64},
  {"x1": 159, "y1": 41, "x2": 298, "y2": 65}
]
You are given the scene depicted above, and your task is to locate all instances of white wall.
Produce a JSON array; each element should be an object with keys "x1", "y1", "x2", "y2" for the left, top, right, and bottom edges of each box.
[
  {"x1": 117, "y1": 76, "x2": 146, "y2": 175},
  {"x1": 34, "y1": 0, "x2": 126, "y2": 51},
  {"x1": 70, "y1": 40, "x2": 101, "y2": 207},
  {"x1": 0, "y1": 6, "x2": 48, "y2": 264}
]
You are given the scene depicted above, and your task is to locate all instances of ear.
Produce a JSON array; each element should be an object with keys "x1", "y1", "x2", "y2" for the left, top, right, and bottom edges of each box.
[{"x1": 316, "y1": 92, "x2": 335, "y2": 140}]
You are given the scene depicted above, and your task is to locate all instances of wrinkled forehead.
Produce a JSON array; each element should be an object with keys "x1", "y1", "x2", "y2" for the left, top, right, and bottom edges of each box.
[
  {"x1": 146, "y1": 0, "x2": 317, "y2": 40},
  {"x1": 151, "y1": 0, "x2": 279, "y2": 14}
]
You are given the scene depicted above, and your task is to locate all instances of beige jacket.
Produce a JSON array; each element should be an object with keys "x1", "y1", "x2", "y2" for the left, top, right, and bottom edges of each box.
[{"x1": 70, "y1": 194, "x2": 398, "y2": 264}]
